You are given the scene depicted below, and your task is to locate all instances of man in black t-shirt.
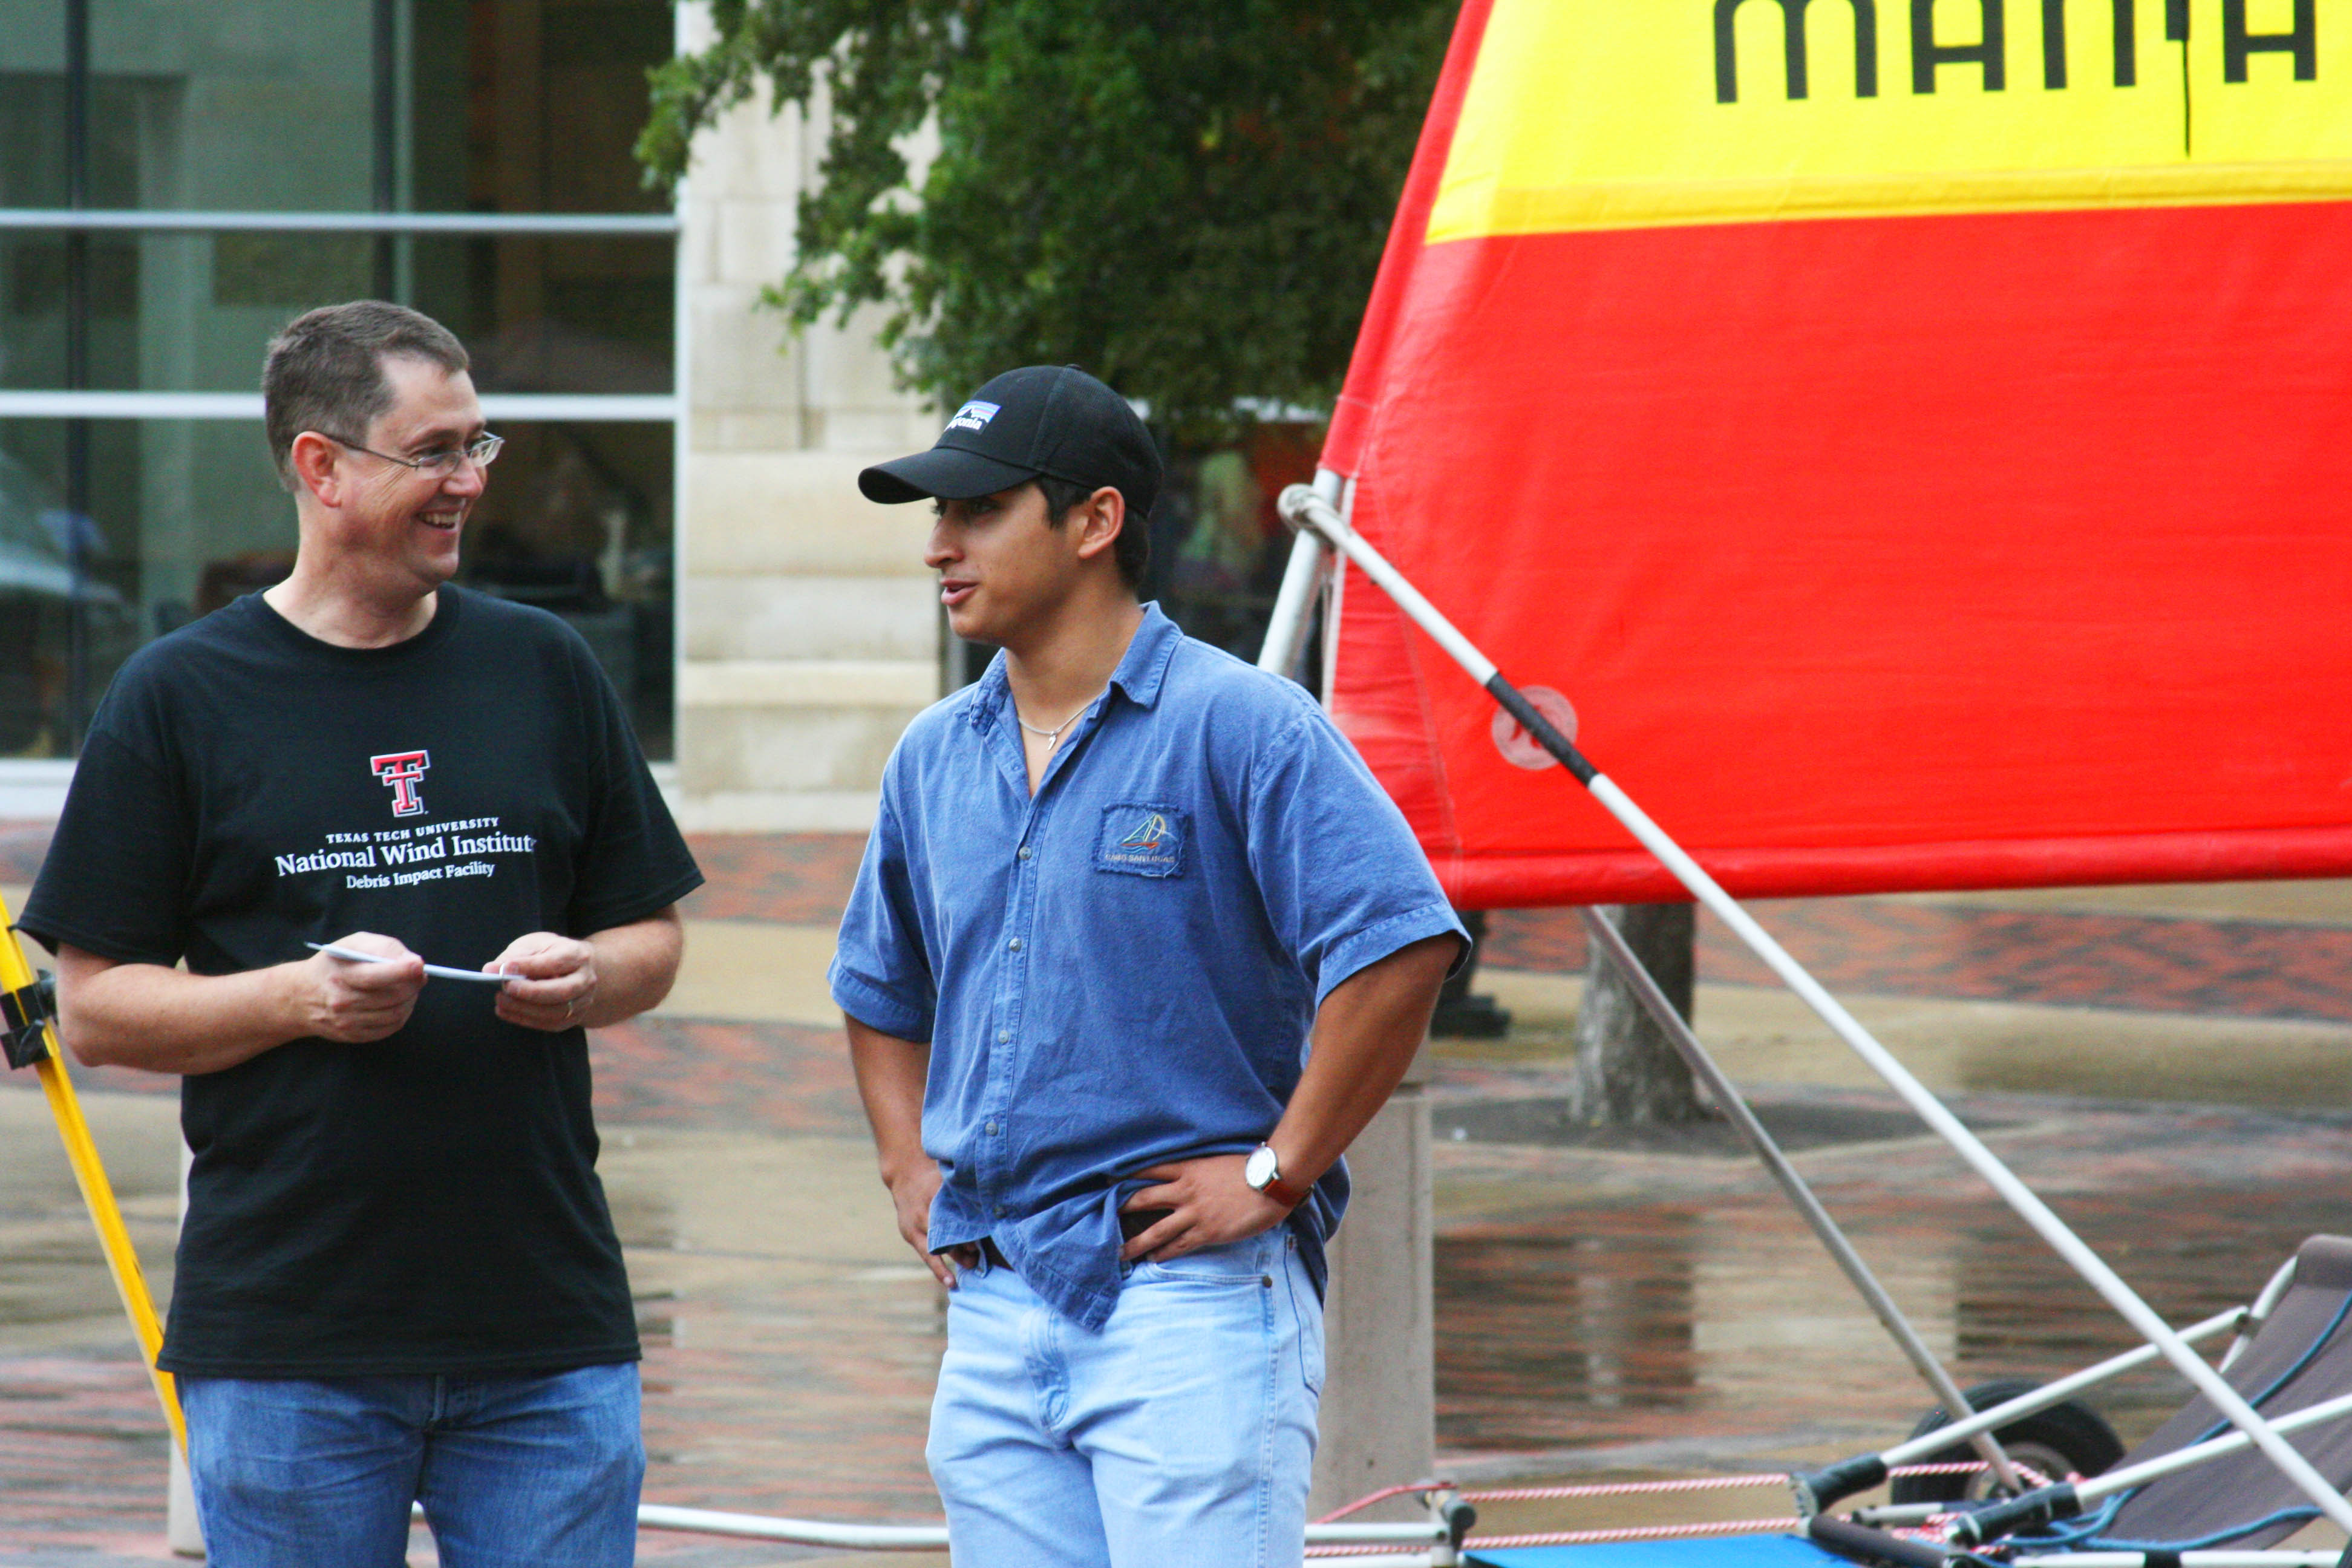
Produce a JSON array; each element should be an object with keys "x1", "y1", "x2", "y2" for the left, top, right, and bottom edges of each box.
[{"x1": 21, "y1": 301, "x2": 700, "y2": 1567}]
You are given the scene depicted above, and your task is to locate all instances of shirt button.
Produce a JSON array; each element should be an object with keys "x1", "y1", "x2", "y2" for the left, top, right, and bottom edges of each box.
[
  {"x1": 1008, "y1": 938, "x2": 1024, "y2": 952},
  {"x1": 1017, "y1": 846, "x2": 1033, "y2": 860},
  {"x1": 993, "y1": 1204, "x2": 1007, "y2": 1217},
  {"x1": 985, "y1": 1120, "x2": 1000, "y2": 1135},
  {"x1": 996, "y1": 1028, "x2": 1011, "y2": 1044}
]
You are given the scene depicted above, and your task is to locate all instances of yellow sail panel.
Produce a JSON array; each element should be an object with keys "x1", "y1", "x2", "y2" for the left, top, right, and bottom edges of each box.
[
  {"x1": 1428, "y1": 0, "x2": 2352, "y2": 241},
  {"x1": 2193, "y1": 0, "x2": 2345, "y2": 161}
]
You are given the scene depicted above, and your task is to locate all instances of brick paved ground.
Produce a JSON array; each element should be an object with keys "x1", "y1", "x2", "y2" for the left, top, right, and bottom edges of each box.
[
  {"x1": 6, "y1": 831, "x2": 2352, "y2": 1561},
  {"x1": 592, "y1": 1018, "x2": 869, "y2": 1135},
  {"x1": 1484, "y1": 898, "x2": 2352, "y2": 1024},
  {"x1": 668, "y1": 838, "x2": 866, "y2": 926},
  {"x1": 1431, "y1": 1090, "x2": 2352, "y2": 1454}
]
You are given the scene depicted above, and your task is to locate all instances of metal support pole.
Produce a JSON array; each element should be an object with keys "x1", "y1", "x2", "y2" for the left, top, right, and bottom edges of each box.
[
  {"x1": 628, "y1": 1504, "x2": 1451, "y2": 1553},
  {"x1": 1577, "y1": 907, "x2": 2020, "y2": 1491},
  {"x1": 1257, "y1": 468, "x2": 1341, "y2": 679},
  {"x1": 1274, "y1": 481, "x2": 2352, "y2": 1534}
]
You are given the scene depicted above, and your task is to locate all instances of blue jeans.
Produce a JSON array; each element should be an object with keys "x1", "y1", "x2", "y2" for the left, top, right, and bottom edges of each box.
[
  {"x1": 927, "y1": 1227, "x2": 1324, "y2": 1568},
  {"x1": 180, "y1": 1362, "x2": 643, "y2": 1567}
]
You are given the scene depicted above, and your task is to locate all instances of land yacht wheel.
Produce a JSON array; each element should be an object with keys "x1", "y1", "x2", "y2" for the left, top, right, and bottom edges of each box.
[{"x1": 1888, "y1": 1377, "x2": 2125, "y2": 1503}]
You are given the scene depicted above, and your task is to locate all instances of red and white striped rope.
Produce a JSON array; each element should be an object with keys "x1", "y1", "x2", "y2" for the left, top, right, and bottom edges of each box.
[
  {"x1": 1314, "y1": 1482, "x2": 1440, "y2": 1522},
  {"x1": 1465, "y1": 1517, "x2": 1800, "y2": 1549}
]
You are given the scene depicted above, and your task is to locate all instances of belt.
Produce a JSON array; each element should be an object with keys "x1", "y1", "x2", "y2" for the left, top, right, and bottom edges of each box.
[{"x1": 974, "y1": 1207, "x2": 1171, "y2": 1270}]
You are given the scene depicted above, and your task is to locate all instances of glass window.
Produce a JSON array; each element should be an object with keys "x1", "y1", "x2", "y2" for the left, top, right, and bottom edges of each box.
[
  {"x1": 0, "y1": 420, "x2": 132, "y2": 756},
  {"x1": 0, "y1": 6, "x2": 70, "y2": 182},
  {"x1": 3, "y1": 232, "x2": 674, "y2": 396},
  {"x1": 1, "y1": 19, "x2": 70, "y2": 409},
  {"x1": 91, "y1": 1, "x2": 374, "y2": 212},
  {"x1": 0, "y1": 0, "x2": 678, "y2": 758},
  {"x1": 459, "y1": 420, "x2": 675, "y2": 759},
  {"x1": 410, "y1": 0, "x2": 676, "y2": 394}
]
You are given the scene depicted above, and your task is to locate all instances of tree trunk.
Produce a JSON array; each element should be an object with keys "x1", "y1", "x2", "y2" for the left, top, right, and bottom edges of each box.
[{"x1": 1568, "y1": 903, "x2": 1707, "y2": 1124}]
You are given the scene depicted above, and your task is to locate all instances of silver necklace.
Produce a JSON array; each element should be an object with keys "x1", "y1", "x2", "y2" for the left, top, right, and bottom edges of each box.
[{"x1": 1014, "y1": 691, "x2": 1101, "y2": 749}]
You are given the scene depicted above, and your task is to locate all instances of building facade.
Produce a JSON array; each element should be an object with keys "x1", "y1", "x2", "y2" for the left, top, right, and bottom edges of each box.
[
  {"x1": 669, "y1": 4, "x2": 939, "y2": 831},
  {"x1": 0, "y1": 0, "x2": 1318, "y2": 830},
  {"x1": 0, "y1": 0, "x2": 939, "y2": 830}
]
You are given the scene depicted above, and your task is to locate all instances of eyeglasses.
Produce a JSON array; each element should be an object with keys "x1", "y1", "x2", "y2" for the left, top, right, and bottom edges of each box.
[{"x1": 319, "y1": 431, "x2": 505, "y2": 475}]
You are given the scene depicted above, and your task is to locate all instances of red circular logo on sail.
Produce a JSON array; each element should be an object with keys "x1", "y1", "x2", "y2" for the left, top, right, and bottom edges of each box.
[{"x1": 1489, "y1": 687, "x2": 1576, "y2": 771}]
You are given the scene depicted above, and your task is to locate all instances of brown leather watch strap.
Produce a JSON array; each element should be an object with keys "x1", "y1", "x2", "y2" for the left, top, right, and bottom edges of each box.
[{"x1": 1261, "y1": 1169, "x2": 1310, "y2": 1209}]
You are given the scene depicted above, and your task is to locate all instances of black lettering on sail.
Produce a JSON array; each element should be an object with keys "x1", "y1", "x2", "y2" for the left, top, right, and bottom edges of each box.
[
  {"x1": 2044, "y1": 0, "x2": 2142, "y2": 89},
  {"x1": 2224, "y1": 0, "x2": 2315, "y2": 82},
  {"x1": 1913, "y1": 0, "x2": 2007, "y2": 91},
  {"x1": 1714, "y1": 0, "x2": 1881, "y2": 102}
]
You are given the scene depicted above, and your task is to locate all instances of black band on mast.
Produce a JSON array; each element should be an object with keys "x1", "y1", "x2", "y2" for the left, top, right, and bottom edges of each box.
[
  {"x1": 1789, "y1": 1453, "x2": 1892, "y2": 1516},
  {"x1": 0, "y1": 970, "x2": 55, "y2": 1070},
  {"x1": 1949, "y1": 1481, "x2": 2082, "y2": 1546},
  {"x1": 1486, "y1": 675, "x2": 1598, "y2": 785}
]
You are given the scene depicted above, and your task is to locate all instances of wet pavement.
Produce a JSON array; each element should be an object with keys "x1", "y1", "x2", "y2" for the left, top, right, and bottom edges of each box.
[{"x1": 4, "y1": 828, "x2": 2352, "y2": 1561}]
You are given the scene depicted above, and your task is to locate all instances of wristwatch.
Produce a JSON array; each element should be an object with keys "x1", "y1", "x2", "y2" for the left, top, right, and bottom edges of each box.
[{"x1": 1243, "y1": 1143, "x2": 1308, "y2": 1209}]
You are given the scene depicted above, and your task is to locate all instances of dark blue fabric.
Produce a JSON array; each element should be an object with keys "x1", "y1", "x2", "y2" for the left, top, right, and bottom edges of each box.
[
  {"x1": 182, "y1": 1363, "x2": 642, "y2": 1565},
  {"x1": 829, "y1": 604, "x2": 1465, "y2": 1330}
]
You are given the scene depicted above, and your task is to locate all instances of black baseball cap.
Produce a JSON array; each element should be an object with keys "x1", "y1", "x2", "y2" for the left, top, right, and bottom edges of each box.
[{"x1": 858, "y1": 364, "x2": 1161, "y2": 521}]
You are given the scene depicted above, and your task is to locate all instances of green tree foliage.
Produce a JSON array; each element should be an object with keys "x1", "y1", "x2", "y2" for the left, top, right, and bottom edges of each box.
[{"x1": 639, "y1": 0, "x2": 1453, "y2": 442}]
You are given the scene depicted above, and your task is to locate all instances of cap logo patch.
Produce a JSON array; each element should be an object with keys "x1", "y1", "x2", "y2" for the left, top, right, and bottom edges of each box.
[{"x1": 944, "y1": 400, "x2": 1001, "y2": 435}]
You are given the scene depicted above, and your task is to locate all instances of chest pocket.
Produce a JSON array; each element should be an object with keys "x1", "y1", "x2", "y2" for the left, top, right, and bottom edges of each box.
[{"x1": 1094, "y1": 802, "x2": 1189, "y2": 878}]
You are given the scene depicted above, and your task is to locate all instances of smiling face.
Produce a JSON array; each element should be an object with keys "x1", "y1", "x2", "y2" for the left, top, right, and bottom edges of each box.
[
  {"x1": 926, "y1": 482, "x2": 1092, "y2": 647},
  {"x1": 312, "y1": 354, "x2": 488, "y2": 594}
]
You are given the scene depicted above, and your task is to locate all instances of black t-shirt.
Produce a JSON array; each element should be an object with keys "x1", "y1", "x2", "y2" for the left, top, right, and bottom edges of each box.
[{"x1": 21, "y1": 587, "x2": 702, "y2": 1377}]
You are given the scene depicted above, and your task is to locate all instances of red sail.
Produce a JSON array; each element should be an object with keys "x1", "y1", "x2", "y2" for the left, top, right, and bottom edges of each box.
[{"x1": 1323, "y1": 0, "x2": 2352, "y2": 906}]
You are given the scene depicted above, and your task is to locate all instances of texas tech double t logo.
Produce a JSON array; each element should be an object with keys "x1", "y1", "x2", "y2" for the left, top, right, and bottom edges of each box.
[{"x1": 370, "y1": 751, "x2": 431, "y2": 817}]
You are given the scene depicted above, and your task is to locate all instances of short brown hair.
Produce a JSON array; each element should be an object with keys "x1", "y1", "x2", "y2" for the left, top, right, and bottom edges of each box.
[{"x1": 262, "y1": 301, "x2": 469, "y2": 491}]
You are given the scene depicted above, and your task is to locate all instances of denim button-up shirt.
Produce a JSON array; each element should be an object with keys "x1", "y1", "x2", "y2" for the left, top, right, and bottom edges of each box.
[{"x1": 829, "y1": 604, "x2": 1465, "y2": 1330}]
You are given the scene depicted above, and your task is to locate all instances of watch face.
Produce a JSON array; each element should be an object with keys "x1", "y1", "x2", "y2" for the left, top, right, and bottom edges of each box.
[{"x1": 1244, "y1": 1145, "x2": 1278, "y2": 1189}]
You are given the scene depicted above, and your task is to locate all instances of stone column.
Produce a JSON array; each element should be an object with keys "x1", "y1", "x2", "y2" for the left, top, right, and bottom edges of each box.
[
  {"x1": 672, "y1": 5, "x2": 940, "y2": 832},
  {"x1": 1307, "y1": 1041, "x2": 1436, "y2": 1521},
  {"x1": 168, "y1": 1137, "x2": 201, "y2": 1557}
]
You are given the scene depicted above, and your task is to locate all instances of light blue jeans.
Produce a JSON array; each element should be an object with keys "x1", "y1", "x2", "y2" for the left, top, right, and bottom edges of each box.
[
  {"x1": 180, "y1": 1362, "x2": 644, "y2": 1567},
  {"x1": 927, "y1": 1227, "x2": 1324, "y2": 1568}
]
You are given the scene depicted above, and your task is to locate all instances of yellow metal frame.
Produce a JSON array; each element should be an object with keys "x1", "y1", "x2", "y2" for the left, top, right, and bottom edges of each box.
[{"x1": 2, "y1": 893, "x2": 186, "y2": 1454}]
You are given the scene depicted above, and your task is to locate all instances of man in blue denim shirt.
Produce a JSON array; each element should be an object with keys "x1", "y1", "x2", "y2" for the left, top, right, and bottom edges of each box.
[{"x1": 830, "y1": 366, "x2": 1465, "y2": 1567}]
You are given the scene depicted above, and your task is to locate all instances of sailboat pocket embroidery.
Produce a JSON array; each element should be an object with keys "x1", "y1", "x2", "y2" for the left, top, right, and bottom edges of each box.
[{"x1": 1094, "y1": 803, "x2": 1187, "y2": 878}]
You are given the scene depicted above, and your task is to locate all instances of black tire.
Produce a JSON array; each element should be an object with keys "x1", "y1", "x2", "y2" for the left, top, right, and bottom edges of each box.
[{"x1": 1888, "y1": 1377, "x2": 2126, "y2": 1504}]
